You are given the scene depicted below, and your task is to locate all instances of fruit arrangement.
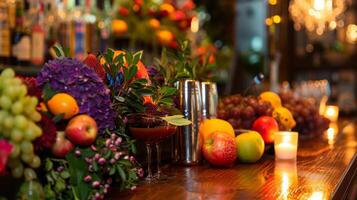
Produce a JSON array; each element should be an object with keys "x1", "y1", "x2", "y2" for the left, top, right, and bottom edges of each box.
[
  {"x1": 218, "y1": 90, "x2": 329, "y2": 138},
  {"x1": 0, "y1": 68, "x2": 42, "y2": 179},
  {"x1": 200, "y1": 119, "x2": 265, "y2": 167},
  {"x1": 279, "y1": 91, "x2": 330, "y2": 138},
  {"x1": 217, "y1": 95, "x2": 274, "y2": 130}
]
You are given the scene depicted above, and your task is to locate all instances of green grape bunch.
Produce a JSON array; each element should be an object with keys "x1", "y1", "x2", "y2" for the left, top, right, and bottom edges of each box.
[{"x1": 0, "y1": 68, "x2": 43, "y2": 179}]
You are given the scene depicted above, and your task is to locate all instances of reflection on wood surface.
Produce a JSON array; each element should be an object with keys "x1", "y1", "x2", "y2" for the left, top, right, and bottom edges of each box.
[{"x1": 108, "y1": 120, "x2": 357, "y2": 200}]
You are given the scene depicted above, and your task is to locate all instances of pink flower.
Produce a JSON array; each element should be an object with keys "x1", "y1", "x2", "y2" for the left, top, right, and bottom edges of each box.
[{"x1": 0, "y1": 140, "x2": 13, "y2": 175}]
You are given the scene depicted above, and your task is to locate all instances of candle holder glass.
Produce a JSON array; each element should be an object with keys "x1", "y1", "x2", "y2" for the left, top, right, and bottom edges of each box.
[{"x1": 274, "y1": 131, "x2": 298, "y2": 160}]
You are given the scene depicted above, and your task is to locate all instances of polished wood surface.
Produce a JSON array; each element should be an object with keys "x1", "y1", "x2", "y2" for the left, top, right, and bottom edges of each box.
[{"x1": 109, "y1": 120, "x2": 357, "y2": 200}]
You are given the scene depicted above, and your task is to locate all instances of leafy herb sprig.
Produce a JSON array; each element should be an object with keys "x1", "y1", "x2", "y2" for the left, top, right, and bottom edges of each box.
[
  {"x1": 154, "y1": 40, "x2": 217, "y2": 83},
  {"x1": 100, "y1": 49, "x2": 153, "y2": 117}
]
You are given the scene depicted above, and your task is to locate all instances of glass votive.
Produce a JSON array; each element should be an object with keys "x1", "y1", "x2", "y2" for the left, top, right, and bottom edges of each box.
[
  {"x1": 274, "y1": 131, "x2": 298, "y2": 160},
  {"x1": 323, "y1": 105, "x2": 339, "y2": 122}
]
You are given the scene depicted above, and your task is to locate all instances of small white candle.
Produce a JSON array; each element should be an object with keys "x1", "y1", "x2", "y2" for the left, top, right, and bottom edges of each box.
[
  {"x1": 275, "y1": 143, "x2": 297, "y2": 160},
  {"x1": 274, "y1": 131, "x2": 298, "y2": 160}
]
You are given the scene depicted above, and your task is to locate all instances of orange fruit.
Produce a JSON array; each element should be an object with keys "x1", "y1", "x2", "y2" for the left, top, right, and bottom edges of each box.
[
  {"x1": 160, "y1": 3, "x2": 175, "y2": 14},
  {"x1": 259, "y1": 91, "x2": 282, "y2": 108},
  {"x1": 47, "y1": 93, "x2": 79, "y2": 119},
  {"x1": 149, "y1": 18, "x2": 160, "y2": 29},
  {"x1": 199, "y1": 119, "x2": 235, "y2": 142},
  {"x1": 156, "y1": 30, "x2": 174, "y2": 45},
  {"x1": 112, "y1": 19, "x2": 128, "y2": 35}
]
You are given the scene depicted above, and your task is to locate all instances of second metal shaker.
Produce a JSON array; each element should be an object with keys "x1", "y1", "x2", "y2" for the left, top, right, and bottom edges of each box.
[{"x1": 174, "y1": 79, "x2": 202, "y2": 165}]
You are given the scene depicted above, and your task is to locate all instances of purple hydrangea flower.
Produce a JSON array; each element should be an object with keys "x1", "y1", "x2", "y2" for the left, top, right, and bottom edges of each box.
[{"x1": 36, "y1": 58, "x2": 116, "y2": 133}]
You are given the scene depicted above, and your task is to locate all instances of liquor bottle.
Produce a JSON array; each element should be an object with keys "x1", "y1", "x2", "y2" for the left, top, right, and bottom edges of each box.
[
  {"x1": 31, "y1": 3, "x2": 45, "y2": 65},
  {"x1": 72, "y1": 0, "x2": 86, "y2": 60},
  {"x1": 0, "y1": 0, "x2": 11, "y2": 65},
  {"x1": 44, "y1": 1, "x2": 58, "y2": 62},
  {"x1": 97, "y1": 0, "x2": 110, "y2": 53},
  {"x1": 57, "y1": 0, "x2": 71, "y2": 52},
  {"x1": 83, "y1": 0, "x2": 96, "y2": 54},
  {"x1": 11, "y1": 0, "x2": 31, "y2": 66},
  {"x1": 8, "y1": 0, "x2": 16, "y2": 29}
]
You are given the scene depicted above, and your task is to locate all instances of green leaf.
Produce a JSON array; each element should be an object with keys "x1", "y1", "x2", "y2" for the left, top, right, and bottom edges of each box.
[
  {"x1": 107, "y1": 48, "x2": 115, "y2": 61},
  {"x1": 125, "y1": 52, "x2": 134, "y2": 65},
  {"x1": 133, "y1": 51, "x2": 143, "y2": 65},
  {"x1": 161, "y1": 115, "x2": 192, "y2": 126},
  {"x1": 116, "y1": 165, "x2": 126, "y2": 181},
  {"x1": 64, "y1": 48, "x2": 70, "y2": 57},
  {"x1": 42, "y1": 84, "x2": 57, "y2": 102},
  {"x1": 161, "y1": 86, "x2": 177, "y2": 96},
  {"x1": 55, "y1": 179, "x2": 66, "y2": 191},
  {"x1": 51, "y1": 43, "x2": 65, "y2": 58},
  {"x1": 126, "y1": 65, "x2": 138, "y2": 81},
  {"x1": 114, "y1": 96, "x2": 125, "y2": 102},
  {"x1": 45, "y1": 159, "x2": 53, "y2": 171},
  {"x1": 60, "y1": 171, "x2": 70, "y2": 179},
  {"x1": 114, "y1": 53, "x2": 125, "y2": 64},
  {"x1": 66, "y1": 153, "x2": 91, "y2": 200},
  {"x1": 159, "y1": 97, "x2": 173, "y2": 105},
  {"x1": 109, "y1": 167, "x2": 116, "y2": 175},
  {"x1": 130, "y1": 142, "x2": 137, "y2": 154},
  {"x1": 136, "y1": 88, "x2": 153, "y2": 95},
  {"x1": 92, "y1": 161, "x2": 99, "y2": 171},
  {"x1": 118, "y1": 160, "x2": 132, "y2": 167},
  {"x1": 52, "y1": 114, "x2": 64, "y2": 123},
  {"x1": 79, "y1": 148, "x2": 96, "y2": 158},
  {"x1": 130, "y1": 78, "x2": 148, "y2": 85}
]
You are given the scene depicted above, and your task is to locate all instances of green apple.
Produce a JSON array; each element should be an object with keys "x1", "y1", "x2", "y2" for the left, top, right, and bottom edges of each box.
[{"x1": 236, "y1": 131, "x2": 265, "y2": 163}]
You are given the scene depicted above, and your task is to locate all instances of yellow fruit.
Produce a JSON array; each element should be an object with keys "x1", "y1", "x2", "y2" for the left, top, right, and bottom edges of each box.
[
  {"x1": 272, "y1": 107, "x2": 296, "y2": 130},
  {"x1": 199, "y1": 119, "x2": 235, "y2": 142},
  {"x1": 160, "y1": 3, "x2": 175, "y2": 14},
  {"x1": 156, "y1": 30, "x2": 174, "y2": 45},
  {"x1": 149, "y1": 18, "x2": 160, "y2": 29},
  {"x1": 112, "y1": 19, "x2": 128, "y2": 35},
  {"x1": 47, "y1": 93, "x2": 79, "y2": 120},
  {"x1": 259, "y1": 91, "x2": 282, "y2": 108}
]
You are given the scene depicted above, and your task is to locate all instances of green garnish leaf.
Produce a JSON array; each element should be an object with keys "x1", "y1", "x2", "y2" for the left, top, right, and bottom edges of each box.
[{"x1": 161, "y1": 115, "x2": 192, "y2": 126}]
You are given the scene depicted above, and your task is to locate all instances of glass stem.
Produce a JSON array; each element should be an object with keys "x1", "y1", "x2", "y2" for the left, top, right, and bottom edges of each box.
[
  {"x1": 156, "y1": 143, "x2": 161, "y2": 176},
  {"x1": 146, "y1": 143, "x2": 153, "y2": 179}
]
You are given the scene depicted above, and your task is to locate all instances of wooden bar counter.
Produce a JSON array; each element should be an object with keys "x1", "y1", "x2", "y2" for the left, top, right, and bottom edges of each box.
[{"x1": 109, "y1": 120, "x2": 357, "y2": 200}]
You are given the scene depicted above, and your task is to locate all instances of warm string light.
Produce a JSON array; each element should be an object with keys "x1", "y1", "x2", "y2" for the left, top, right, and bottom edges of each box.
[
  {"x1": 265, "y1": 15, "x2": 282, "y2": 26},
  {"x1": 289, "y1": 0, "x2": 346, "y2": 35},
  {"x1": 346, "y1": 24, "x2": 357, "y2": 43}
]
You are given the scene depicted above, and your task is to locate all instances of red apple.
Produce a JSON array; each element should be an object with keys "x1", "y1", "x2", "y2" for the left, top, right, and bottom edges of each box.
[
  {"x1": 202, "y1": 131, "x2": 237, "y2": 167},
  {"x1": 252, "y1": 116, "x2": 279, "y2": 143},
  {"x1": 52, "y1": 131, "x2": 74, "y2": 158},
  {"x1": 65, "y1": 114, "x2": 98, "y2": 146}
]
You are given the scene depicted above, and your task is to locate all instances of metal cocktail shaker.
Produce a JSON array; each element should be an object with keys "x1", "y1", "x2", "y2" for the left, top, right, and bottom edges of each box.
[
  {"x1": 173, "y1": 79, "x2": 202, "y2": 165},
  {"x1": 201, "y1": 82, "x2": 218, "y2": 119}
]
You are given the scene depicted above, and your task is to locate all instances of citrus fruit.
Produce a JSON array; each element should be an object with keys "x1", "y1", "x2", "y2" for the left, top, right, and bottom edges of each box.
[
  {"x1": 160, "y1": 3, "x2": 175, "y2": 14},
  {"x1": 272, "y1": 107, "x2": 296, "y2": 130},
  {"x1": 112, "y1": 19, "x2": 128, "y2": 35},
  {"x1": 156, "y1": 30, "x2": 174, "y2": 45},
  {"x1": 259, "y1": 91, "x2": 282, "y2": 108},
  {"x1": 199, "y1": 119, "x2": 235, "y2": 141},
  {"x1": 47, "y1": 93, "x2": 79, "y2": 119},
  {"x1": 149, "y1": 18, "x2": 160, "y2": 29},
  {"x1": 236, "y1": 131, "x2": 265, "y2": 163}
]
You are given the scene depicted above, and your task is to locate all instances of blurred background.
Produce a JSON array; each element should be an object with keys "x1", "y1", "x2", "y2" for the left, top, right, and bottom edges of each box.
[{"x1": 0, "y1": 0, "x2": 356, "y2": 114}]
